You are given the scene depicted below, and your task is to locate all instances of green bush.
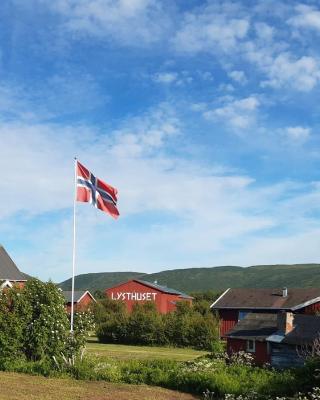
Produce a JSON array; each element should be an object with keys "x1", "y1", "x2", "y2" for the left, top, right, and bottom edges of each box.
[
  {"x1": 95, "y1": 297, "x2": 219, "y2": 350},
  {"x1": 0, "y1": 279, "x2": 93, "y2": 364}
]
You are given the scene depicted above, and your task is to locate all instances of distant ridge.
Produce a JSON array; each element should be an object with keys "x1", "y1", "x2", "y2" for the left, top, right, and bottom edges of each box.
[
  {"x1": 58, "y1": 264, "x2": 320, "y2": 293},
  {"x1": 59, "y1": 271, "x2": 145, "y2": 291}
]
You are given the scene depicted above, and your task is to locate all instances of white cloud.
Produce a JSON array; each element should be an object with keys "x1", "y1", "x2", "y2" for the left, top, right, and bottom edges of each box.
[
  {"x1": 261, "y1": 53, "x2": 320, "y2": 91},
  {"x1": 153, "y1": 72, "x2": 178, "y2": 84},
  {"x1": 172, "y1": 4, "x2": 249, "y2": 54},
  {"x1": 254, "y1": 22, "x2": 275, "y2": 41},
  {"x1": 42, "y1": 0, "x2": 171, "y2": 45},
  {"x1": 0, "y1": 74, "x2": 106, "y2": 122},
  {"x1": 204, "y1": 96, "x2": 260, "y2": 130},
  {"x1": 228, "y1": 70, "x2": 247, "y2": 84},
  {"x1": 224, "y1": 229, "x2": 320, "y2": 267},
  {"x1": 152, "y1": 71, "x2": 194, "y2": 86},
  {"x1": 282, "y1": 126, "x2": 311, "y2": 142},
  {"x1": 288, "y1": 4, "x2": 320, "y2": 32}
]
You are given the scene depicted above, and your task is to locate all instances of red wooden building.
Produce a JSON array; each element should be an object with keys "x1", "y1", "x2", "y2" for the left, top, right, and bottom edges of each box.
[
  {"x1": 0, "y1": 245, "x2": 27, "y2": 289},
  {"x1": 211, "y1": 287, "x2": 320, "y2": 338},
  {"x1": 105, "y1": 279, "x2": 193, "y2": 314},
  {"x1": 226, "y1": 312, "x2": 320, "y2": 367},
  {"x1": 63, "y1": 290, "x2": 96, "y2": 313}
]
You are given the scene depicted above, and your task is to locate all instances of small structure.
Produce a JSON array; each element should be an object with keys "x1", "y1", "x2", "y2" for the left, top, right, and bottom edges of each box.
[
  {"x1": 226, "y1": 313, "x2": 277, "y2": 365},
  {"x1": 0, "y1": 245, "x2": 28, "y2": 289},
  {"x1": 105, "y1": 279, "x2": 193, "y2": 314},
  {"x1": 226, "y1": 312, "x2": 320, "y2": 367},
  {"x1": 211, "y1": 287, "x2": 320, "y2": 337},
  {"x1": 63, "y1": 290, "x2": 96, "y2": 313}
]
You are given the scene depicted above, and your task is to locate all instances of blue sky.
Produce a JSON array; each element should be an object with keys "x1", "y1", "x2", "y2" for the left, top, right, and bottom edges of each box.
[{"x1": 1, "y1": 0, "x2": 320, "y2": 282}]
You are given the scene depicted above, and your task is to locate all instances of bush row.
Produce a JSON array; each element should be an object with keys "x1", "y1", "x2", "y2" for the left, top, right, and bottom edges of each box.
[{"x1": 94, "y1": 298, "x2": 219, "y2": 350}]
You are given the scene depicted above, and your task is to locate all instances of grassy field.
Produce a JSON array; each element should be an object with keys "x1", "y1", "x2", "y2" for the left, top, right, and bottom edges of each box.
[
  {"x1": 87, "y1": 337, "x2": 208, "y2": 361},
  {"x1": 0, "y1": 372, "x2": 199, "y2": 400}
]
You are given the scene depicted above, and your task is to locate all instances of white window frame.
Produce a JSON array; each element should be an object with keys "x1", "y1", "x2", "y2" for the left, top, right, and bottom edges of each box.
[
  {"x1": 0, "y1": 280, "x2": 12, "y2": 290},
  {"x1": 246, "y1": 339, "x2": 256, "y2": 353}
]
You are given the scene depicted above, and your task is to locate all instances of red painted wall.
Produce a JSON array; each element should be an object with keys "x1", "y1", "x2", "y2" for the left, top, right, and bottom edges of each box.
[
  {"x1": 218, "y1": 310, "x2": 239, "y2": 337},
  {"x1": 106, "y1": 280, "x2": 192, "y2": 314},
  {"x1": 65, "y1": 293, "x2": 94, "y2": 313},
  {"x1": 302, "y1": 302, "x2": 320, "y2": 315},
  {"x1": 227, "y1": 338, "x2": 270, "y2": 365},
  {"x1": 10, "y1": 281, "x2": 25, "y2": 289}
]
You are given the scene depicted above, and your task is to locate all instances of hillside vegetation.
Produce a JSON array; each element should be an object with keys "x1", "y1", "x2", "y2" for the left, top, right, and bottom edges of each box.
[
  {"x1": 59, "y1": 263, "x2": 320, "y2": 293},
  {"x1": 59, "y1": 271, "x2": 145, "y2": 291}
]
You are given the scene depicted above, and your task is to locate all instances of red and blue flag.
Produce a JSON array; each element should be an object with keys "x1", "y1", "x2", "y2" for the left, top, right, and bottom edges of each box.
[{"x1": 76, "y1": 161, "x2": 119, "y2": 219}]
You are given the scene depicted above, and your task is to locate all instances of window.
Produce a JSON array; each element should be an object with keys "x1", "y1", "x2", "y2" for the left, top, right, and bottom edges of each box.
[
  {"x1": 246, "y1": 339, "x2": 255, "y2": 353},
  {"x1": 238, "y1": 310, "x2": 249, "y2": 321}
]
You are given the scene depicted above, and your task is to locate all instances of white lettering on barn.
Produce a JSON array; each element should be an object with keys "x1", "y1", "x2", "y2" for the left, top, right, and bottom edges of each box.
[{"x1": 111, "y1": 292, "x2": 157, "y2": 301}]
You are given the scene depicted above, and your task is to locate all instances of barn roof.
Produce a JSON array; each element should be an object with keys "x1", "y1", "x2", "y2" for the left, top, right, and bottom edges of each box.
[
  {"x1": 62, "y1": 290, "x2": 95, "y2": 303},
  {"x1": 134, "y1": 279, "x2": 193, "y2": 299},
  {"x1": 226, "y1": 313, "x2": 278, "y2": 341},
  {"x1": 0, "y1": 245, "x2": 27, "y2": 281},
  {"x1": 211, "y1": 288, "x2": 320, "y2": 311}
]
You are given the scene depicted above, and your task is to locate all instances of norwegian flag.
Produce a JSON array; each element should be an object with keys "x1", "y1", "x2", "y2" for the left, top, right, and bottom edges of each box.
[{"x1": 76, "y1": 161, "x2": 119, "y2": 219}]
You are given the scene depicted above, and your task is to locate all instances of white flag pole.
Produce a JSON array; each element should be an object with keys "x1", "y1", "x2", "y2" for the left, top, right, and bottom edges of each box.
[{"x1": 70, "y1": 157, "x2": 77, "y2": 332}]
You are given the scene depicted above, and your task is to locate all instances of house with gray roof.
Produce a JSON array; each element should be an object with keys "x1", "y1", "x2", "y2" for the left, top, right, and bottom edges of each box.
[
  {"x1": 0, "y1": 245, "x2": 27, "y2": 289},
  {"x1": 226, "y1": 311, "x2": 320, "y2": 368},
  {"x1": 62, "y1": 290, "x2": 96, "y2": 312},
  {"x1": 211, "y1": 287, "x2": 320, "y2": 337}
]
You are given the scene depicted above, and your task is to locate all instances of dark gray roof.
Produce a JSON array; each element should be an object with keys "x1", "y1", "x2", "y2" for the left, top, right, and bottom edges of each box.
[
  {"x1": 62, "y1": 290, "x2": 94, "y2": 303},
  {"x1": 228, "y1": 313, "x2": 320, "y2": 346},
  {"x1": 227, "y1": 313, "x2": 278, "y2": 341},
  {"x1": 134, "y1": 279, "x2": 193, "y2": 299},
  {"x1": 0, "y1": 246, "x2": 27, "y2": 281},
  {"x1": 282, "y1": 314, "x2": 320, "y2": 345},
  {"x1": 212, "y1": 288, "x2": 320, "y2": 310}
]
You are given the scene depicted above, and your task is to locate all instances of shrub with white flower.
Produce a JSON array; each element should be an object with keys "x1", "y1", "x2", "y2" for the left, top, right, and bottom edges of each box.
[
  {"x1": 23, "y1": 280, "x2": 69, "y2": 360},
  {"x1": 0, "y1": 279, "x2": 93, "y2": 364},
  {"x1": 228, "y1": 351, "x2": 254, "y2": 366}
]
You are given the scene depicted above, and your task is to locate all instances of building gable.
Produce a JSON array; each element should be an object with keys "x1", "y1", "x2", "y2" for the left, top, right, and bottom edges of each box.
[{"x1": 0, "y1": 246, "x2": 27, "y2": 282}]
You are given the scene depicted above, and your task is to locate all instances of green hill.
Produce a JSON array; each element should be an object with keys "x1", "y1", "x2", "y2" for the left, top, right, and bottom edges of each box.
[
  {"x1": 59, "y1": 271, "x2": 146, "y2": 292},
  {"x1": 58, "y1": 264, "x2": 320, "y2": 293}
]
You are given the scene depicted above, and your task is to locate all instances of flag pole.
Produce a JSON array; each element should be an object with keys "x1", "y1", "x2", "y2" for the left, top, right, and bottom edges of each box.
[{"x1": 71, "y1": 157, "x2": 77, "y2": 332}]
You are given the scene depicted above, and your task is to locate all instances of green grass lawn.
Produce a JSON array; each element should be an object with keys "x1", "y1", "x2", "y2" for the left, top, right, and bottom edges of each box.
[
  {"x1": 0, "y1": 372, "x2": 198, "y2": 400},
  {"x1": 86, "y1": 337, "x2": 208, "y2": 361}
]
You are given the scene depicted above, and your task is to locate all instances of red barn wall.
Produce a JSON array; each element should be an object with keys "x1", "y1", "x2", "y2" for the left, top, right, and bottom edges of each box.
[
  {"x1": 106, "y1": 280, "x2": 191, "y2": 314},
  {"x1": 218, "y1": 310, "x2": 239, "y2": 337},
  {"x1": 11, "y1": 281, "x2": 25, "y2": 289},
  {"x1": 65, "y1": 293, "x2": 94, "y2": 313},
  {"x1": 227, "y1": 338, "x2": 270, "y2": 365},
  {"x1": 301, "y1": 302, "x2": 320, "y2": 315}
]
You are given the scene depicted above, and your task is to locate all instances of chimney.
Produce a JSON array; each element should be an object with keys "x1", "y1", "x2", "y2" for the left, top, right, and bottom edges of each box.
[
  {"x1": 154, "y1": 280, "x2": 158, "y2": 285},
  {"x1": 282, "y1": 287, "x2": 288, "y2": 297},
  {"x1": 277, "y1": 312, "x2": 294, "y2": 334}
]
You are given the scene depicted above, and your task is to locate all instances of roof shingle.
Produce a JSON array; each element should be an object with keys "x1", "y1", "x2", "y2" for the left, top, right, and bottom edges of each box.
[
  {"x1": 211, "y1": 288, "x2": 320, "y2": 310},
  {"x1": 135, "y1": 279, "x2": 193, "y2": 299},
  {"x1": 0, "y1": 245, "x2": 27, "y2": 281},
  {"x1": 227, "y1": 313, "x2": 278, "y2": 341}
]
